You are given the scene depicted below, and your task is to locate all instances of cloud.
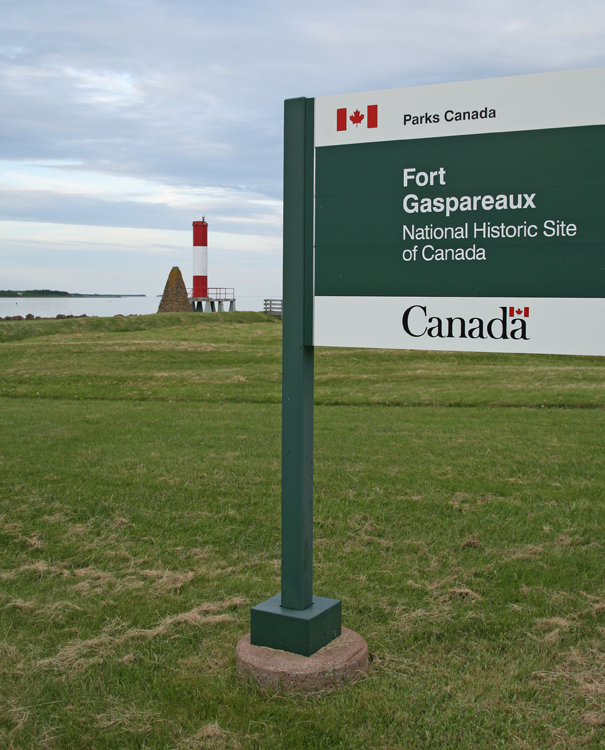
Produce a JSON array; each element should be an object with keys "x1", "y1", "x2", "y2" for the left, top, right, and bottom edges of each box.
[
  {"x1": 3, "y1": 0, "x2": 604, "y2": 184},
  {"x1": 0, "y1": 161, "x2": 282, "y2": 233},
  {"x1": 0, "y1": 0, "x2": 604, "y2": 297}
]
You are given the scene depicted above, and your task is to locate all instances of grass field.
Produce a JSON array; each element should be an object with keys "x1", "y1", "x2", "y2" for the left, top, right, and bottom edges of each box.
[{"x1": 0, "y1": 312, "x2": 604, "y2": 749}]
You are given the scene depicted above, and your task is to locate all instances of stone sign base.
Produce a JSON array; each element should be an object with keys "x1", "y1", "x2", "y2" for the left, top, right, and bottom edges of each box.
[{"x1": 236, "y1": 627, "x2": 368, "y2": 694}]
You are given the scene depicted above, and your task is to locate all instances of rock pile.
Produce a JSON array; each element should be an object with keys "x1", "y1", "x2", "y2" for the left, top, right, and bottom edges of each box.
[
  {"x1": 0, "y1": 314, "x2": 89, "y2": 322},
  {"x1": 157, "y1": 267, "x2": 191, "y2": 313}
]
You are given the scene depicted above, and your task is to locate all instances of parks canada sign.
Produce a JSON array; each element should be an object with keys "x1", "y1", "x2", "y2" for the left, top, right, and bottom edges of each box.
[
  {"x1": 307, "y1": 68, "x2": 605, "y2": 356},
  {"x1": 249, "y1": 68, "x2": 603, "y2": 659}
]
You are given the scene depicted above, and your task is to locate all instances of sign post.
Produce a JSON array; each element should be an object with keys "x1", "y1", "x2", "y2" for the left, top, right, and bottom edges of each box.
[
  {"x1": 250, "y1": 97, "x2": 341, "y2": 657},
  {"x1": 250, "y1": 67, "x2": 604, "y2": 658}
]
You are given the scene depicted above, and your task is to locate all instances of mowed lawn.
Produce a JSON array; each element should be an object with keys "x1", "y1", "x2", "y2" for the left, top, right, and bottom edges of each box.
[{"x1": 0, "y1": 312, "x2": 604, "y2": 749}]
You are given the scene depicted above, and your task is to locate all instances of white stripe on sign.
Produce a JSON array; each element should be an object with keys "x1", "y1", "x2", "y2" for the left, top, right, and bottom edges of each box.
[
  {"x1": 314, "y1": 67, "x2": 605, "y2": 147},
  {"x1": 313, "y1": 296, "x2": 605, "y2": 356}
]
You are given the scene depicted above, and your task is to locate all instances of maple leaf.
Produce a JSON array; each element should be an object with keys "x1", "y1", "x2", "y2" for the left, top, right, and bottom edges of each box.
[{"x1": 350, "y1": 109, "x2": 364, "y2": 127}]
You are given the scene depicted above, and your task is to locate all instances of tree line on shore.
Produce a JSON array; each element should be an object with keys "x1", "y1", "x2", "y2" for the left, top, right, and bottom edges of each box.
[{"x1": 0, "y1": 289, "x2": 70, "y2": 297}]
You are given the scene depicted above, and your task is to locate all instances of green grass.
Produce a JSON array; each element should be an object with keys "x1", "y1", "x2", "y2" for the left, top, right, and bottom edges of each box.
[{"x1": 0, "y1": 312, "x2": 604, "y2": 748}]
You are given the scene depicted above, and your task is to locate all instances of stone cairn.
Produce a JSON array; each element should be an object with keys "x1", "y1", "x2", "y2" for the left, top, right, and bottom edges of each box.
[{"x1": 157, "y1": 267, "x2": 191, "y2": 313}]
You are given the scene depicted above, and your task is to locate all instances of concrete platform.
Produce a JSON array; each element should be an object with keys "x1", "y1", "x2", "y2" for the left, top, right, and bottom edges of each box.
[{"x1": 236, "y1": 627, "x2": 368, "y2": 693}]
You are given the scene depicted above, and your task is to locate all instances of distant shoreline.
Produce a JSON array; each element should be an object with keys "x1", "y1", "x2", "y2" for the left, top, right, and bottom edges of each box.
[{"x1": 0, "y1": 292, "x2": 146, "y2": 298}]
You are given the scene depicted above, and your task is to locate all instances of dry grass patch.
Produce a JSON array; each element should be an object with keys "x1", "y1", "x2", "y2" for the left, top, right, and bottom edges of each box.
[
  {"x1": 0, "y1": 697, "x2": 29, "y2": 735},
  {"x1": 138, "y1": 568, "x2": 195, "y2": 592},
  {"x1": 73, "y1": 566, "x2": 112, "y2": 580},
  {"x1": 581, "y1": 594, "x2": 605, "y2": 619},
  {"x1": 68, "y1": 565, "x2": 197, "y2": 596},
  {"x1": 21, "y1": 533, "x2": 44, "y2": 549},
  {"x1": 2, "y1": 521, "x2": 22, "y2": 533},
  {"x1": 537, "y1": 617, "x2": 574, "y2": 631},
  {"x1": 532, "y1": 616, "x2": 576, "y2": 646},
  {"x1": 502, "y1": 545, "x2": 544, "y2": 561},
  {"x1": 395, "y1": 603, "x2": 454, "y2": 632},
  {"x1": 35, "y1": 601, "x2": 83, "y2": 622},
  {"x1": 178, "y1": 721, "x2": 242, "y2": 750},
  {"x1": 203, "y1": 558, "x2": 270, "y2": 580},
  {"x1": 344, "y1": 514, "x2": 394, "y2": 550},
  {"x1": 581, "y1": 711, "x2": 605, "y2": 727},
  {"x1": 95, "y1": 697, "x2": 154, "y2": 734},
  {"x1": 561, "y1": 645, "x2": 605, "y2": 699},
  {"x1": 38, "y1": 598, "x2": 246, "y2": 673},
  {"x1": 0, "y1": 640, "x2": 20, "y2": 671},
  {"x1": 41, "y1": 512, "x2": 70, "y2": 523},
  {"x1": 18, "y1": 560, "x2": 69, "y2": 577},
  {"x1": 4, "y1": 597, "x2": 82, "y2": 622},
  {"x1": 556, "y1": 534, "x2": 581, "y2": 547},
  {"x1": 534, "y1": 641, "x2": 605, "y2": 728},
  {"x1": 4, "y1": 598, "x2": 36, "y2": 612},
  {"x1": 439, "y1": 587, "x2": 483, "y2": 602}
]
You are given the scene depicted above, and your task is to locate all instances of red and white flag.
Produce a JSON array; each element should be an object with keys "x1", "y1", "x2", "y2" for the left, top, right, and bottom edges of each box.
[
  {"x1": 508, "y1": 306, "x2": 530, "y2": 318},
  {"x1": 337, "y1": 105, "x2": 378, "y2": 131}
]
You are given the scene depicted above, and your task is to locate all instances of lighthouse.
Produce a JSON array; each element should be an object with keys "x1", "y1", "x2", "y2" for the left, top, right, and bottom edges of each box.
[
  {"x1": 192, "y1": 218, "x2": 208, "y2": 299},
  {"x1": 191, "y1": 218, "x2": 236, "y2": 312}
]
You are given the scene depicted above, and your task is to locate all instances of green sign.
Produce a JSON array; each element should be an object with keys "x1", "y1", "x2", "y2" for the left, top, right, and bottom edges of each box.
[{"x1": 250, "y1": 69, "x2": 605, "y2": 657}]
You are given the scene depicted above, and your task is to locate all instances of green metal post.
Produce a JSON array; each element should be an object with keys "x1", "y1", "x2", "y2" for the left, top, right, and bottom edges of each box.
[
  {"x1": 249, "y1": 97, "x2": 341, "y2": 656},
  {"x1": 281, "y1": 96, "x2": 314, "y2": 609}
]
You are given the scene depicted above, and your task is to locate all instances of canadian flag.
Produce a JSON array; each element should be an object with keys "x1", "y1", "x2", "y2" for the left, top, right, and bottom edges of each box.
[
  {"x1": 337, "y1": 105, "x2": 378, "y2": 131},
  {"x1": 509, "y1": 306, "x2": 530, "y2": 318}
]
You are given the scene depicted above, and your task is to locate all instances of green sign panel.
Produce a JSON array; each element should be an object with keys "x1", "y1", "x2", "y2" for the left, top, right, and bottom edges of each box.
[{"x1": 316, "y1": 125, "x2": 604, "y2": 299}]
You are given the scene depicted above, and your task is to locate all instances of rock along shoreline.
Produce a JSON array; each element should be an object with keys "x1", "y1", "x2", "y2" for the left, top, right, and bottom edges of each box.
[{"x1": 0, "y1": 313, "x2": 140, "y2": 321}]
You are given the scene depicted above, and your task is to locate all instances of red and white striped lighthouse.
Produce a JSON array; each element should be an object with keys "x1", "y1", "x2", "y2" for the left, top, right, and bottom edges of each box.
[{"x1": 192, "y1": 218, "x2": 208, "y2": 298}]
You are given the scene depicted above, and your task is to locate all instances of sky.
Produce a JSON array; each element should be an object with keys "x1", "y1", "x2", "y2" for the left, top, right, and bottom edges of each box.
[{"x1": 1, "y1": 0, "x2": 604, "y2": 308}]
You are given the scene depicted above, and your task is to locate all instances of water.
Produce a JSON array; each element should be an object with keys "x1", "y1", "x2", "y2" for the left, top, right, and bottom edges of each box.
[
  {"x1": 0, "y1": 295, "x2": 267, "y2": 319},
  {"x1": 0, "y1": 297, "x2": 158, "y2": 319}
]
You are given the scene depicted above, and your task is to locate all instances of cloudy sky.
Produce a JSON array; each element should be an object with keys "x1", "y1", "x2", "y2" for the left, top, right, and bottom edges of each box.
[{"x1": 1, "y1": 0, "x2": 604, "y2": 307}]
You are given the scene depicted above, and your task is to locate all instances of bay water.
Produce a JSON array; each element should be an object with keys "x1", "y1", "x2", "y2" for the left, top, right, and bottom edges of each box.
[{"x1": 0, "y1": 295, "x2": 265, "y2": 319}]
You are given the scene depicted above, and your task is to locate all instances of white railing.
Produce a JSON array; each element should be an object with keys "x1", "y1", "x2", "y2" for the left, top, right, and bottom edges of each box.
[
  {"x1": 264, "y1": 299, "x2": 282, "y2": 318},
  {"x1": 208, "y1": 288, "x2": 235, "y2": 300},
  {"x1": 188, "y1": 288, "x2": 235, "y2": 300}
]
